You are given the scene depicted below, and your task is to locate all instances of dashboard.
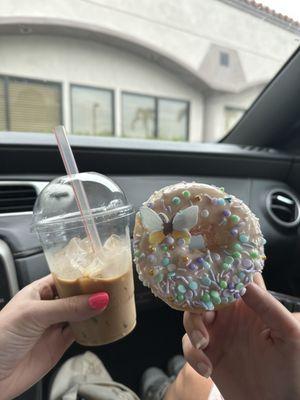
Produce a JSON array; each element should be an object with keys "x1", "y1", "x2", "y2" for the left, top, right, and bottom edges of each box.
[{"x1": 0, "y1": 174, "x2": 300, "y2": 313}]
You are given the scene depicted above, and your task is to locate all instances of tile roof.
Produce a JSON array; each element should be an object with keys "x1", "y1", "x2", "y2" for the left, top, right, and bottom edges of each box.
[{"x1": 244, "y1": 0, "x2": 300, "y2": 27}]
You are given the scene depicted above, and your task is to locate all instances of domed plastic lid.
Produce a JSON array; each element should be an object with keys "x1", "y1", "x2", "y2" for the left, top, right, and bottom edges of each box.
[{"x1": 32, "y1": 172, "x2": 133, "y2": 232}]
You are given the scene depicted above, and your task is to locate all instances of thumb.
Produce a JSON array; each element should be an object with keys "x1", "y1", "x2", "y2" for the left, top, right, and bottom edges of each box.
[
  {"x1": 32, "y1": 292, "x2": 109, "y2": 327},
  {"x1": 243, "y1": 283, "x2": 299, "y2": 338}
]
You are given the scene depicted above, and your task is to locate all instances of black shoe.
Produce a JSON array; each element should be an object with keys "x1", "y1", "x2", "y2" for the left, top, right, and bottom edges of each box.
[
  {"x1": 167, "y1": 355, "x2": 185, "y2": 377},
  {"x1": 140, "y1": 367, "x2": 171, "y2": 400}
]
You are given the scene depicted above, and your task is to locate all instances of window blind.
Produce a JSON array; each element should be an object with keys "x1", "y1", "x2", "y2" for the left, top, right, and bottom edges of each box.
[
  {"x1": 8, "y1": 79, "x2": 61, "y2": 133},
  {"x1": 0, "y1": 78, "x2": 6, "y2": 131}
]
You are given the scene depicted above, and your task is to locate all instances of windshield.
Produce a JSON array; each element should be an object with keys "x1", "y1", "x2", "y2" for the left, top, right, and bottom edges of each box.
[{"x1": 0, "y1": 0, "x2": 299, "y2": 143}]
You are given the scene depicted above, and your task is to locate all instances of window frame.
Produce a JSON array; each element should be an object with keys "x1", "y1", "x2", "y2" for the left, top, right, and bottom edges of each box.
[
  {"x1": 121, "y1": 91, "x2": 190, "y2": 141},
  {"x1": 0, "y1": 74, "x2": 63, "y2": 131},
  {"x1": 224, "y1": 105, "x2": 246, "y2": 131},
  {"x1": 220, "y1": 51, "x2": 230, "y2": 67},
  {"x1": 70, "y1": 83, "x2": 115, "y2": 137}
]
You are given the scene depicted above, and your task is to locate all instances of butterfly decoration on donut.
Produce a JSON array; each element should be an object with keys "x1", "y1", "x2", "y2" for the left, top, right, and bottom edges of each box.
[
  {"x1": 133, "y1": 182, "x2": 266, "y2": 313},
  {"x1": 139, "y1": 205, "x2": 199, "y2": 245}
]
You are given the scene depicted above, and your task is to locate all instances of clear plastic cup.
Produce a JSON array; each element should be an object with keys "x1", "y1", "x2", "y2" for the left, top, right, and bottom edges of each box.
[{"x1": 32, "y1": 172, "x2": 136, "y2": 346}]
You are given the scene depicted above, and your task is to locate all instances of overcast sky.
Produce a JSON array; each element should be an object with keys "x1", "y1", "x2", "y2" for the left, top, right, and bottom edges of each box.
[{"x1": 260, "y1": 0, "x2": 300, "y2": 22}]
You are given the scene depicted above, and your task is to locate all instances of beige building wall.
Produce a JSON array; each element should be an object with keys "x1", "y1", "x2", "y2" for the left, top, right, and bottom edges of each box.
[
  {"x1": 0, "y1": 0, "x2": 299, "y2": 141},
  {"x1": 0, "y1": 34, "x2": 204, "y2": 140}
]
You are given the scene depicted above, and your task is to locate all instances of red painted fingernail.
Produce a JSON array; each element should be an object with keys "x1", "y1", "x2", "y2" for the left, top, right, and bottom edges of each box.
[{"x1": 88, "y1": 292, "x2": 109, "y2": 310}]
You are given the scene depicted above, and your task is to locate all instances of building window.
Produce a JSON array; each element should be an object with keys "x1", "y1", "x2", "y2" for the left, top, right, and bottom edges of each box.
[
  {"x1": 225, "y1": 106, "x2": 245, "y2": 131},
  {"x1": 220, "y1": 51, "x2": 229, "y2": 67},
  {"x1": 158, "y1": 99, "x2": 189, "y2": 141},
  {"x1": 0, "y1": 78, "x2": 6, "y2": 131},
  {"x1": 122, "y1": 92, "x2": 189, "y2": 141},
  {"x1": 0, "y1": 76, "x2": 62, "y2": 132},
  {"x1": 71, "y1": 85, "x2": 114, "y2": 137},
  {"x1": 122, "y1": 93, "x2": 155, "y2": 139}
]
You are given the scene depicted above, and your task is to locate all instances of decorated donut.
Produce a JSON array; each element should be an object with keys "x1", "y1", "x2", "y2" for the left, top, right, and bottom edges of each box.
[{"x1": 133, "y1": 182, "x2": 266, "y2": 312}]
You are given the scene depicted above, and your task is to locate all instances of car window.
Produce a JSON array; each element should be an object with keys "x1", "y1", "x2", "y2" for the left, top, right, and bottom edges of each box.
[{"x1": 0, "y1": 0, "x2": 299, "y2": 143}]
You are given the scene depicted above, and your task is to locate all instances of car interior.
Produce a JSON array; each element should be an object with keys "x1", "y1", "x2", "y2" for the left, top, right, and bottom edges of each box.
[{"x1": 2, "y1": 32, "x2": 300, "y2": 400}]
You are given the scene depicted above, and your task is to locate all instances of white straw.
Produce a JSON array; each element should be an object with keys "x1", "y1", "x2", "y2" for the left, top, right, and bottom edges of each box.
[{"x1": 54, "y1": 125, "x2": 102, "y2": 252}]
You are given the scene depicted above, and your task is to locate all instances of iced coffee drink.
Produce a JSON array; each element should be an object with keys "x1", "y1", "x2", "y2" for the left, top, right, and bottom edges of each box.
[
  {"x1": 33, "y1": 172, "x2": 136, "y2": 346},
  {"x1": 49, "y1": 235, "x2": 136, "y2": 345}
]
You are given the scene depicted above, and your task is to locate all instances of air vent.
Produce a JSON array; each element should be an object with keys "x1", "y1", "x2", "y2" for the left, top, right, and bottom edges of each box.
[
  {"x1": 240, "y1": 145, "x2": 277, "y2": 153},
  {"x1": 0, "y1": 184, "x2": 37, "y2": 214},
  {"x1": 266, "y1": 189, "x2": 300, "y2": 228}
]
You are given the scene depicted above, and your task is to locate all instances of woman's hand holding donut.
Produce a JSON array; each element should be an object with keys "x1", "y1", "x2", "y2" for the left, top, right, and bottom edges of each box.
[
  {"x1": 183, "y1": 275, "x2": 300, "y2": 400},
  {"x1": 0, "y1": 275, "x2": 109, "y2": 400}
]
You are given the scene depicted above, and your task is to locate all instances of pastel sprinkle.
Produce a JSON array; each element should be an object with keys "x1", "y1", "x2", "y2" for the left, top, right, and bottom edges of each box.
[
  {"x1": 189, "y1": 281, "x2": 198, "y2": 290},
  {"x1": 186, "y1": 290, "x2": 193, "y2": 300},
  {"x1": 219, "y1": 187, "x2": 225, "y2": 192},
  {"x1": 162, "y1": 257, "x2": 170, "y2": 266},
  {"x1": 202, "y1": 293, "x2": 211, "y2": 302},
  {"x1": 188, "y1": 263, "x2": 198, "y2": 271},
  {"x1": 225, "y1": 256, "x2": 234, "y2": 264},
  {"x1": 201, "y1": 276, "x2": 211, "y2": 286},
  {"x1": 223, "y1": 209, "x2": 231, "y2": 217},
  {"x1": 212, "y1": 253, "x2": 221, "y2": 262},
  {"x1": 225, "y1": 197, "x2": 232, "y2": 203},
  {"x1": 134, "y1": 250, "x2": 141, "y2": 257},
  {"x1": 222, "y1": 262, "x2": 230, "y2": 271},
  {"x1": 239, "y1": 234, "x2": 249, "y2": 243},
  {"x1": 210, "y1": 290, "x2": 221, "y2": 304},
  {"x1": 161, "y1": 244, "x2": 169, "y2": 252},
  {"x1": 177, "y1": 238, "x2": 185, "y2": 246},
  {"x1": 239, "y1": 272, "x2": 246, "y2": 280},
  {"x1": 230, "y1": 228, "x2": 239, "y2": 236},
  {"x1": 233, "y1": 243, "x2": 243, "y2": 252},
  {"x1": 147, "y1": 254, "x2": 157, "y2": 263},
  {"x1": 236, "y1": 283, "x2": 244, "y2": 291},
  {"x1": 177, "y1": 293, "x2": 185, "y2": 302},
  {"x1": 165, "y1": 236, "x2": 175, "y2": 245},
  {"x1": 222, "y1": 297, "x2": 229, "y2": 303},
  {"x1": 250, "y1": 251, "x2": 259, "y2": 259},
  {"x1": 206, "y1": 301, "x2": 215, "y2": 310},
  {"x1": 220, "y1": 280, "x2": 227, "y2": 289},
  {"x1": 200, "y1": 209, "x2": 210, "y2": 218},
  {"x1": 167, "y1": 264, "x2": 176, "y2": 272},
  {"x1": 147, "y1": 202, "x2": 153, "y2": 208},
  {"x1": 217, "y1": 198, "x2": 226, "y2": 206},
  {"x1": 230, "y1": 215, "x2": 240, "y2": 224},
  {"x1": 182, "y1": 190, "x2": 191, "y2": 198},
  {"x1": 260, "y1": 237, "x2": 267, "y2": 245},
  {"x1": 154, "y1": 272, "x2": 164, "y2": 283},
  {"x1": 177, "y1": 284, "x2": 187, "y2": 294},
  {"x1": 172, "y1": 196, "x2": 181, "y2": 205},
  {"x1": 232, "y1": 251, "x2": 241, "y2": 259},
  {"x1": 196, "y1": 257, "x2": 204, "y2": 264},
  {"x1": 242, "y1": 258, "x2": 252, "y2": 268},
  {"x1": 168, "y1": 271, "x2": 176, "y2": 278},
  {"x1": 202, "y1": 261, "x2": 211, "y2": 270},
  {"x1": 240, "y1": 287, "x2": 247, "y2": 296}
]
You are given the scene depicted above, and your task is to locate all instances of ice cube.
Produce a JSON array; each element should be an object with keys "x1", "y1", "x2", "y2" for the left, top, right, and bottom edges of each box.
[{"x1": 65, "y1": 237, "x2": 93, "y2": 271}]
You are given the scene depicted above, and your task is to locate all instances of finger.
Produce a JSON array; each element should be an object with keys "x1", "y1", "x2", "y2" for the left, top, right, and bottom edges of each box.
[
  {"x1": 182, "y1": 334, "x2": 212, "y2": 378},
  {"x1": 183, "y1": 311, "x2": 211, "y2": 349},
  {"x1": 243, "y1": 283, "x2": 300, "y2": 338},
  {"x1": 19, "y1": 274, "x2": 57, "y2": 301},
  {"x1": 253, "y1": 273, "x2": 266, "y2": 289},
  {"x1": 32, "y1": 292, "x2": 110, "y2": 327},
  {"x1": 293, "y1": 312, "x2": 300, "y2": 322}
]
